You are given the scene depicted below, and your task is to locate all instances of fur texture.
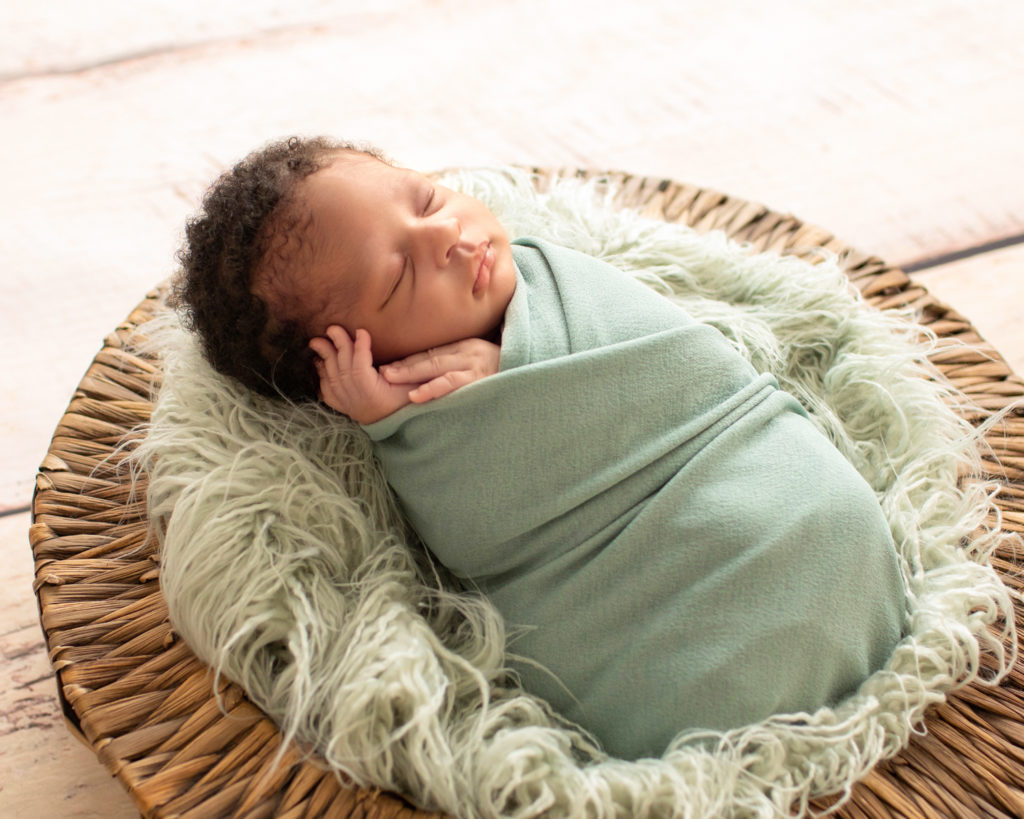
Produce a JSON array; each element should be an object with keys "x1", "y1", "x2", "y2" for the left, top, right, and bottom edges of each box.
[{"x1": 135, "y1": 169, "x2": 1017, "y2": 818}]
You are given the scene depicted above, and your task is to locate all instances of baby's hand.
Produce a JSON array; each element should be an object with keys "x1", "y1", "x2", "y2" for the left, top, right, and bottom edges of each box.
[
  {"x1": 380, "y1": 338, "x2": 501, "y2": 403},
  {"x1": 308, "y1": 327, "x2": 413, "y2": 424}
]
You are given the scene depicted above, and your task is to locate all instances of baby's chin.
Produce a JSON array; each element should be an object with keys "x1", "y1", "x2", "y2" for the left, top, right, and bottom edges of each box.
[{"x1": 492, "y1": 243, "x2": 517, "y2": 302}]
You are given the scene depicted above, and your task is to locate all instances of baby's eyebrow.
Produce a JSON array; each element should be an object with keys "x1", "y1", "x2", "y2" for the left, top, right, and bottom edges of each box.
[{"x1": 402, "y1": 168, "x2": 431, "y2": 198}]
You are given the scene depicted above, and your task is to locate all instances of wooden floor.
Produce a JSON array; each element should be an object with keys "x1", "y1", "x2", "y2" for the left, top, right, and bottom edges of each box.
[{"x1": 2, "y1": 1, "x2": 1022, "y2": 815}]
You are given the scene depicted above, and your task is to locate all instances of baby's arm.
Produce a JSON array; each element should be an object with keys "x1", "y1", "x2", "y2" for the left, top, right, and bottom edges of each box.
[{"x1": 309, "y1": 327, "x2": 500, "y2": 424}]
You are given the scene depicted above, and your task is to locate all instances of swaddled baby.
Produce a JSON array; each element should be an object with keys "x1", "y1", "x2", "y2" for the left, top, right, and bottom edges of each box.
[{"x1": 176, "y1": 136, "x2": 905, "y2": 760}]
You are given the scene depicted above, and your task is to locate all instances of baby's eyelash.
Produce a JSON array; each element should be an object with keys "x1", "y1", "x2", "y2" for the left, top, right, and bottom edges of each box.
[{"x1": 423, "y1": 188, "x2": 435, "y2": 215}]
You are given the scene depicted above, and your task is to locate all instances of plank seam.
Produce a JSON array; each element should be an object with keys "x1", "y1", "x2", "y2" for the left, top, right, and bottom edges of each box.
[
  {"x1": 0, "y1": 502, "x2": 32, "y2": 519},
  {"x1": 903, "y1": 234, "x2": 1024, "y2": 274}
]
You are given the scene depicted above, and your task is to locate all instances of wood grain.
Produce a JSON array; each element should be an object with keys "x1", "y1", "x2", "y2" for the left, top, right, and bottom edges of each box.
[
  {"x1": 2, "y1": 1, "x2": 1023, "y2": 814},
  {"x1": 2, "y1": 0, "x2": 1023, "y2": 510},
  {"x1": 915, "y1": 244, "x2": 1024, "y2": 378},
  {"x1": 0, "y1": 511, "x2": 138, "y2": 818}
]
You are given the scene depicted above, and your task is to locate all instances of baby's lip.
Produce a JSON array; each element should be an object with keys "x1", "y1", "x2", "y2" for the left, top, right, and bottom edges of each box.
[{"x1": 473, "y1": 242, "x2": 494, "y2": 295}]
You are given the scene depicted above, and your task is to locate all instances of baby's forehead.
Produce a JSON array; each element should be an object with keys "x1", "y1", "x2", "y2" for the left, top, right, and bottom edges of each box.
[
  {"x1": 298, "y1": 156, "x2": 428, "y2": 268},
  {"x1": 315, "y1": 150, "x2": 417, "y2": 191},
  {"x1": 286, "y1": 157, "x2": 400, "y2": 325}
]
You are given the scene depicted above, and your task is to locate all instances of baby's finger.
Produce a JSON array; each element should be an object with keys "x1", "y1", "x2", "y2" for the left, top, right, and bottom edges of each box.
[
  {"x1": 408, "y1": 370, "x2": 474, "y2": 403},
  {"x1": 313, "y1": 357, "x2": 328, "y2": 401},
  {"x1": 325, "y1": 325, "x2": 355, "y2": 357},
  {"x1": 382, "y1": 346, "x2": 468, "y2": 384},
  {"x1": 308, "y1": 335, "x2": 337, "y2": 361},
  {"x1": 313, "y1": 353, "x2": 350, "y2": 410},
  {"x1": 351, "y1": 328, "x2": 375, "y2": 371}
]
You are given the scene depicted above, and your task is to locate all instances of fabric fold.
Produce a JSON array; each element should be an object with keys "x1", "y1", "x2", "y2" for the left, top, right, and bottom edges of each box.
[{"x1": 364, "y1": 237, "x2": 904, "y2": 759}]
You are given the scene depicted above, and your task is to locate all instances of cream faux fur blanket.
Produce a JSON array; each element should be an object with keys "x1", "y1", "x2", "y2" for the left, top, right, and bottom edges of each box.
[{"x1": 135, "y1": 168, "x2": 1016, "y2": 818}]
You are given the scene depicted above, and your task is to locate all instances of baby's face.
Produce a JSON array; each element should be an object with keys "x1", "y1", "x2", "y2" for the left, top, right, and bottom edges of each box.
[{"x1": 295, "y1": 153, "x2": 517, "y2": 363}]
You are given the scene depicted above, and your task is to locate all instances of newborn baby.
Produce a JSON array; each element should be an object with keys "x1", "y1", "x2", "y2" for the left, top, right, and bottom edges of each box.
[{"x1": 176, "y1": 136, "x2": 905, "y2": 760}]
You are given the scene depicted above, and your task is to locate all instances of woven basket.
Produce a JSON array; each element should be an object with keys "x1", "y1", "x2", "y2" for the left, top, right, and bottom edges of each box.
[{"x1": 31, "y1": 168, "x2": 1024, "y2": 818}]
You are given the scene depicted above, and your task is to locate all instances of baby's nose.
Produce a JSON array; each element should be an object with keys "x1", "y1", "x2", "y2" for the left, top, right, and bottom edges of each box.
[{"x1": 425, "y1": 216, "x2": 461, "y2": 267}]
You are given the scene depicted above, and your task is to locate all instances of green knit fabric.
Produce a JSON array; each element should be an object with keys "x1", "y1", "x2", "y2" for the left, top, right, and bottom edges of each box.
[{"x1": 365, "y1": 237, "x2": 903, "y2": 759}]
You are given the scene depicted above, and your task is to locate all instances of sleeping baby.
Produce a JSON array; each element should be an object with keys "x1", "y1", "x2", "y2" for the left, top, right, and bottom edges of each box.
[{"x1": 175, "y1": 136, "x2": 905, "y2": 760}]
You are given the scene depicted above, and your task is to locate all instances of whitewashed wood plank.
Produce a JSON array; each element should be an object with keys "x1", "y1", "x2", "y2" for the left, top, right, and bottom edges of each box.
[
  {"x1": 1, "y1": 0, "x2": 1023, "y2": 510},
  {"x1": 2, "y1": 725, "x2": 138, "y2": 819},
  {"x1": 913, "y1": 244, "x2": 1024, "y2": 378},
  {"x1": 0, "y1": 511, "x2": 138, "y2": 818},
  {"x1": 0, "y1": 511, "x2": 35, "y2": 634},
  {"x1": 0, "y1": 0, "x2": 420, "y2": 77}
]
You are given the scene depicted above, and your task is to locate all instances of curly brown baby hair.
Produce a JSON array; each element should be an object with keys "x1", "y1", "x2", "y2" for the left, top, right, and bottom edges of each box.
[{"x1": 172, "y1": 135, "x2": 382, "y2": 401}]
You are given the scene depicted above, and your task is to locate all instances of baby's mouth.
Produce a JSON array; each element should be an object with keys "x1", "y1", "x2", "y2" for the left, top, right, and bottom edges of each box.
[{"x1": 473, "y1": 242, "x2": 494, "y2": 295}]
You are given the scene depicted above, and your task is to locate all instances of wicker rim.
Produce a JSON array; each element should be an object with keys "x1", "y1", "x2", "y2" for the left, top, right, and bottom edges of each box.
[{"x1": 31, "y1": 168, "x2": 1024, "y2": 818}]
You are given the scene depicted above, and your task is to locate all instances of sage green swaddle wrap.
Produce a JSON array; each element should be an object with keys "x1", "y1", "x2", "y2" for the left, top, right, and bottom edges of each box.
[{"x1": 364, "y1": 237, "x2": 904, "y2": 760}]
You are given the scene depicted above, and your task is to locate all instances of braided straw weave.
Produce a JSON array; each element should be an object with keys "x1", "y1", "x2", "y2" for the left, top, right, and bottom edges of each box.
[{"x1": 31, "y1": 168, "x2": 1024, "y2": 818}]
